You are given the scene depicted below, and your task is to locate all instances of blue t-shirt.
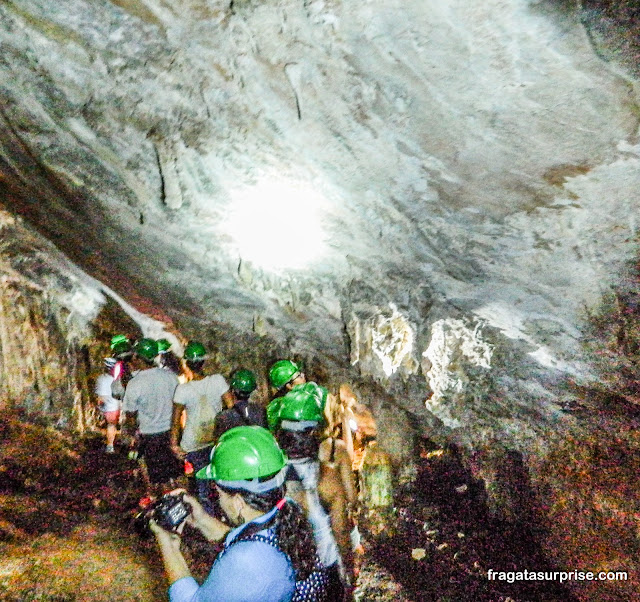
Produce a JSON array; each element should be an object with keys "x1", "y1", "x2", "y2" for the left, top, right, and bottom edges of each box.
[{"x1": 169, "y1": 509, "x2": 295, "y2": 602}]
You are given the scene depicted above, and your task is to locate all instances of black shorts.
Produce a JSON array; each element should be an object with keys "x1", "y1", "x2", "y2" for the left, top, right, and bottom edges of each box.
[{"x1": 138, "y1": 431, "x2": 182, "y2": 484}]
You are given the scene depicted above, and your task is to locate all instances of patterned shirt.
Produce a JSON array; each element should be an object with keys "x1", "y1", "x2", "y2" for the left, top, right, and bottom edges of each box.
[{"x1": 169, "y1": 506, "x2": 328, "y2": 602}]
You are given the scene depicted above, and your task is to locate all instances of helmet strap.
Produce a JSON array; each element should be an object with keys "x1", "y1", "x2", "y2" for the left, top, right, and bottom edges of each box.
[
  {"x1": 280, "y1": 419, "x2": 319, "y2": 432},
  {"x1": 287, "y1": 371, "x2": 301, "y2": 386},
  {"x1": 215, "y1": 466, "x2": 287, "y2": 493}
]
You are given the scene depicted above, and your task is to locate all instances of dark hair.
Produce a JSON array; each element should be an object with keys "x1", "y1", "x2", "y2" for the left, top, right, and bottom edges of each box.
[
  {"x1": 136, "y1": 355, "x2": 155, "y2": 367},
  {"x1": 271, "y1": 386, "x2": 289, "y2": 400},
  {"x1": 186, "y1": 359, "x2": 205, "y2": 374},
  {"x1": 232, "y1": 388, "x2": 251, "y2": 401},
  {"x1": 218, "y1": 483, "x2": 317, "y2": 580},
  {"x1": 160, "y1": 351, "x2": 183, "y2": 375},
  {"x1": 276, "y1": 427, "x2": 321, "y2": 460}
]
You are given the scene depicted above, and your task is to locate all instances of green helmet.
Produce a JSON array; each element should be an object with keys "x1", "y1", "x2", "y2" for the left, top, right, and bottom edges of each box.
[
  {"x1": 184, "y1": 341, "x2": 207, "y2": 362},
  {"x1": 156, "y1": 338, "x2": 171, "y2": 353},
  {"x1": 134, "y1": 338, "x2": 158, "y2": 361},
  {"x1": 230, "y1": 369, "x2": 257, "y2": 394},
  {"x1": 267, "y1": 388, "x2": 324, "y2": 432},
  {"x1": 110, "y1": 334, "x2": 131, "y2": 356},
  {"x1": 294, "y1": 382, "x2": 329, "y2": 410},
  {"x1": 268, "y1": 360, "x2": 301, "y2": 389},
  {"x1": 266, "y1": 397, "x2": 283, "y2": 432},
  {"x1": 196, "y1": 426, "x2": 287, "y2": 492}
]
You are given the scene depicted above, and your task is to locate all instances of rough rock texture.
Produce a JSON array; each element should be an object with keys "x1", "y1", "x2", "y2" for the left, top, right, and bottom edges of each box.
[
  {"x1": 0, "y1": 209, "x2": 105, "y2": 426},
  {"x1": 1, "y1": 0, "x2": 638, "y2": 430},
  {"x1": 0, "y1": 1, "x2": 639, "y2": 598}
]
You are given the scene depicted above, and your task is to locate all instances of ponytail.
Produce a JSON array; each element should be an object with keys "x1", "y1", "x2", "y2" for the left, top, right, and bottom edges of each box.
[
  {"x1": 223, "y1": 484, "x2": 318, "y2": 580},
  {"x1": 274, "y1": 496, "x2": 317, "y2": 579}
]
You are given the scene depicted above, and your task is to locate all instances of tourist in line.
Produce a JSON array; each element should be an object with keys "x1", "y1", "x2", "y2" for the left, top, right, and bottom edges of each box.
[{"x1": 152, "y1": 426, "x2": 329, "y2": 601}]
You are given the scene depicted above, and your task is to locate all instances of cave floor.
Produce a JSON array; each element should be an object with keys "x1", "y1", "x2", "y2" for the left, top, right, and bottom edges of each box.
[
  {"x1": 0, "y1": 418, "x2": 575, "y2": 601},
  {"x1": 356, "y1": 451, "x2": 577, "y2": 602}
]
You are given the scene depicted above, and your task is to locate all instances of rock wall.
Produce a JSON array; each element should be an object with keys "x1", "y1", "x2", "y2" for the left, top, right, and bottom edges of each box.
[
  {"x1": 0, "y1": 0, "x2": 638, "y2": 391},
  {"x1": 0, "y1": 207, "x2": 105, "y2": 428},
  {"x1": 0, "y1": 1, "x2": 639, "y2": 598}
]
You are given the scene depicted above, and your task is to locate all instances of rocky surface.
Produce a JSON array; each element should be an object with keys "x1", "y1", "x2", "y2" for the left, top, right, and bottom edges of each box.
[
  {"x1": 0, "y1": 209, "x2": 104, "y2": 425},
  {"x1": 1, "y1": 0, "x2": 638, "y2": 403},
  {"x1": 1, "y1": 1, "x2": 640, "y2": 599}
]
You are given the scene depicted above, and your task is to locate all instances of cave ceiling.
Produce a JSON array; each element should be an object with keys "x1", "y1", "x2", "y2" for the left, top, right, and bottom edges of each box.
[{"x1": 0, "y1": 0, "x2": 639, "y2": 439}]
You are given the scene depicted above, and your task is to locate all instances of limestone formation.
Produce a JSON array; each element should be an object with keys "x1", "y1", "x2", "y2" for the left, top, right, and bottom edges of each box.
[{"x1": 0, "y1": 1, "x2": 639, "y2": 598}]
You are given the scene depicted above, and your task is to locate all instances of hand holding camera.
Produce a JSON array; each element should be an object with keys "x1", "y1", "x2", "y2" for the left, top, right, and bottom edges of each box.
[{"x1": 135, "y1": 491, "x2": 192, "y2": 539}]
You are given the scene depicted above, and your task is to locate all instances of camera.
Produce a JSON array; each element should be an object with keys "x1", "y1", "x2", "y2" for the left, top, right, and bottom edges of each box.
[{"x1": 133, "y1": 492, "x2": 191, "y2": 537}]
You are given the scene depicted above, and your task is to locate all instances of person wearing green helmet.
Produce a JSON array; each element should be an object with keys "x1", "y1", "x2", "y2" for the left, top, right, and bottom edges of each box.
[
  {"x1": 268, "y1": 360, "x2": 322, "y2": 443},
  {"x1": 183, "y1": 340, "x2": 207, "y2": 364},
  {"x1": 156, "y1": 338, "x2": 171, "y2": 353},
  {"x1": 110, "y1": 334, "x2": 133, "y2": 359},
  {"x1": 151, "y1": 426, "x2": 329, "y2": 601},
  {"x1": 122, "y1": 337, "x2": 182, "y2": 497},
  {"x1": 269, "y1": 389, "x2": 355, "y2": 600},
  {"x1": 268, "y1": 360, "x2": 306, "y2": 396},
  {"x1": 133, "y1": 337, "x2": 159, "y2": 362},
  {"x1": 170, "y1": 341, "x2": 233, "y2": 515},
  {"x1": 95, "y1": 357, "x2": 121, "y2": 453},
  {"x1": 156, "y1": 339, "x2": 183, "y2": 376},
  {"x1": 212, "y1": 368, "x2": 267, "y2": 441},
  {"x1": 268, "y1": 360, "x2": 330, "y2": 429},
  {"x1": 108, "y1": 335, "x2": 135, "y2": 401},
  {"x1": 231, "y1": 367, "x2": 258, "y2": 394},
  {"x1": 267, "y1": 386, "x2": 325, "y2": 433}
]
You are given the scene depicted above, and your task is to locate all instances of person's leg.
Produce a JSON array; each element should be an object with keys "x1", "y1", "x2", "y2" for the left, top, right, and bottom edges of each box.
[
  {"x1": 106, "y1": 424, "x2": 116, "y2": 450},
  {"x1": 139, "y1": 459, "x2": 155, "y2": 498},
  {"x1": 136, "y1": 435, "x2": 155, "y2": 499},
  {"x1": 103, "y1": 411, "x2": 119, "y2": 452},
  {"x1": 145, "y1": 432, "x2": 184, "y2": 497},
  {"x1": 184, "y1": 451, "x2": 199, "y2": 498}
]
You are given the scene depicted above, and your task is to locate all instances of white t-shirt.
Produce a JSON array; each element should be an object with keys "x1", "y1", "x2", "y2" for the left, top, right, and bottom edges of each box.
[
  {"x1": 95, "y1": 374, "x2": 120, "y2": 413},
  {"x1": 122, "y1": 367, "x2": 179, "y2": 434},
  {"x1": 173, "y1": 374, "x2": 229, "y2": 452}
]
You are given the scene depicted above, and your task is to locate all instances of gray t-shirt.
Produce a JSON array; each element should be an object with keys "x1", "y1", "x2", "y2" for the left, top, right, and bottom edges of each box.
[
  {"x1": 122, "y1": 367, "x2": 179, "y2": 434},
  {"x1": 173, "y1": 374, "x2": 229, "y2": 452}
]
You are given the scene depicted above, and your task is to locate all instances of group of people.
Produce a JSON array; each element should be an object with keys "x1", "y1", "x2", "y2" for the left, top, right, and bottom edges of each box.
[{"x1": 95, "y1": 335, "x2": 361, "y2": 601}]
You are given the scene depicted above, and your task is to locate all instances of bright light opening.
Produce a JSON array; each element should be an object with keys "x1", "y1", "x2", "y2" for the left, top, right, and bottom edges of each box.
[{"x1": 226, "y1": 176, "x2": 328, "y2": 271}]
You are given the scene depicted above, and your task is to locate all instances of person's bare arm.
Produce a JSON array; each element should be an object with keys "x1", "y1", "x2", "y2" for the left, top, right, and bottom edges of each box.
[
  {"x1": 122, "y1": 411, "x2": 137, "y2": 439},
  {"x1": 320, "y1": 439, "x2": 357, "y2": 509},
  {"x1": 170, "y1": 403, "x2": 185, "y2": 455},
  {"x1": 341, "y1": 406, "x2": 355, "y2": 461},
  {"x1": 183, "y1": 492, "x2": 230, "y2": 542},
  {"x1": 151, "y1": 491, "x2": 231, "y2": 588},
  {"x1": 151, "y1": 523, "x2": 191, "y2": 585},
  {"x1": 221, "y1": 390, "x2": 234, "y2": 409},
  {"x1": 335, "y1": 442, "x2": 357, "y2": 509},
  {"x1": 284, "y1": 480, "x2": 308, "y2": 514}
]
